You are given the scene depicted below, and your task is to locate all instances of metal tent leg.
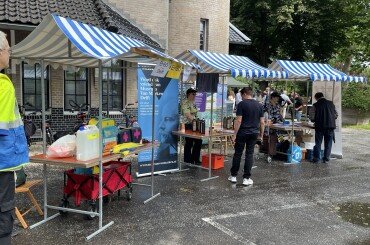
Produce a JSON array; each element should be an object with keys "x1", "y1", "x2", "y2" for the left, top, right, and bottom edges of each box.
[{"x1": 86, "y1": 221, "x2": 114, "y2": 241}]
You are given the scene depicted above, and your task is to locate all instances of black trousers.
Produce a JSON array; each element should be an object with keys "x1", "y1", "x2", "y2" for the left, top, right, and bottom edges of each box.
[
  {"x1": 313, "y1": 129, "x2": 334, "y2": 161},
  {"x1": 231, "y1": 133, "x2": 258, "y2": 179},
  {"x1": 0, "y1": 171, "x2": 15, "y2": 245},
  {"x1": 184, "y1": 137, "x2": 202, "y2": 164}
]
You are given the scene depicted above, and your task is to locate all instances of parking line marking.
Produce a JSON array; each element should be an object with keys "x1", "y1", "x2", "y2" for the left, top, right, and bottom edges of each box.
[
  {"x1": 202, "y1": 217, "x2": 256, "y2": 245},
  {"x1": 202, "y1": 192, "x2": 370, "y2": 244}
]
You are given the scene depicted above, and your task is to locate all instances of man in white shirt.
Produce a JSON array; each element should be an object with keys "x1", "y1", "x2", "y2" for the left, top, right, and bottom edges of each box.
[
  {"x1": 280, "y1": 90, "x2": 292, "y2": 119},
  {"x1": 235, "y1": 89, "x2": 242, "y2": 108}
]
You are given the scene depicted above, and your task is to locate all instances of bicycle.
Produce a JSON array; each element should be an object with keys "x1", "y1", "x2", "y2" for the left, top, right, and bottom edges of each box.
[
  {"x1": 19, "y1": 103, "x2": 37, "y2": 146},
  {"x1": 19, "y1": 103, "x2": 54, "y2": 146},
  {"x1": 53, "y1": 100, "x2": 90, "y2": 141},
  {"x1": 119, "y1": 102, "x2": 139, "y2": 129},
  {"x1": 68, "y1": 100, "x2": 90, "y2": 132}
]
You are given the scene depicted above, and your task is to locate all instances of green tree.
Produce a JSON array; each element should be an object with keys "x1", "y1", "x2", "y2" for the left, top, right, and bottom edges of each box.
[
  {"x1": 230, "y1": 0, "x2": 366, "y2": 69},
  {"x1": 329, "y1": 0, "x2": 370, "y2": 75},
  {"x1": 230, "y1": 0, "x2": 296, "y2": 66},
  {"x1": 342, "y1": 82, "x2": 370, "y2": 112}
]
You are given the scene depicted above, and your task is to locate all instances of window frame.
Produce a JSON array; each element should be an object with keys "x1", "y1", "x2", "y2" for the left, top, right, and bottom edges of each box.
[
  {"x1": 102, "y1": 60, "x2": 125, "y2": 112},
  {"x1": 22, "y1": 62, "x2": 50, "y2": 111},
  {"x1": 64, "y1": 68, "x2": 89, "y2": 112},
  {"x1": 200, "y1": 18, "x2": 209, "y2": 51}
]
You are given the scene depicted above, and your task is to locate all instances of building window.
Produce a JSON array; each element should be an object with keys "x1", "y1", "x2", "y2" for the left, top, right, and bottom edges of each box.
[
  {"x1": 64, "y1": 69, "x2": 88, "y2": 111},
  {"x1": 22, "y1": 62, "x2": 50, "y2": 111},
  {"x1": 102, "y1": 59, "x2": 124, "y2": 111},
  {"x1": 200, "y1": 19, "x2": 209, "y2": 51}
]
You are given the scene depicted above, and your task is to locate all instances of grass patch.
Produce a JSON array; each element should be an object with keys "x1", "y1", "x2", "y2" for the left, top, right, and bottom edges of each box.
[{"x1": 343, "y1": 123, "x2": 370, "y2": 130}]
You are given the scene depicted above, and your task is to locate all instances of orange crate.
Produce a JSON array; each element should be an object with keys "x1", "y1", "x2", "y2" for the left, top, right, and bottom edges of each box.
[{"x1": 201, "y1": 154, "x2": 224, "y2": 170}]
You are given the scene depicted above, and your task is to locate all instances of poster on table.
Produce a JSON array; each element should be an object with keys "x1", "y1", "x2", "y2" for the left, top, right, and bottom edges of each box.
[
  {"x1": 216, "y1": 83, "x2": 227, "y2": 107},
  {"x1": 194, "y1": 92, "x2": 207, "y2": 112},
  {"x1": 312, "y1": 81, "x2": 343, "y2": 158},
  {"x1": 196, "y1": 83, "x2": 228, "y2": 127},
  {"x1": 137, "y1": 67, "x2": 179, "y2": 177}
]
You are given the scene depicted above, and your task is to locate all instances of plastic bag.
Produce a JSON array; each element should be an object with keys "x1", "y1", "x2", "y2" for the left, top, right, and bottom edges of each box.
[{"x1": 47, "y1": 134, "x2": 76, "y2": 158}]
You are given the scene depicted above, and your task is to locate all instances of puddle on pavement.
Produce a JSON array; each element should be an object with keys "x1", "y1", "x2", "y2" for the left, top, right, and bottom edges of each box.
[
  {"x1": 344, "y1": 166, "x2": 365, "y2": 171},
  {"x1": 231, "y1": 183, "x2": 253, "y2": 190},
  {"x1": 179, "y1": 187, "x2": 195, "y2": 193},
  {"x1": 333, "y1": 202, "x2": 370, "y2": 228}
]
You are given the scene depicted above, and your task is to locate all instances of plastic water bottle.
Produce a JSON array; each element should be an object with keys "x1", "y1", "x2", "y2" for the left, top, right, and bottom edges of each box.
[{"x1": 76, "y1": 125, "x2": 100, "y2": 161}]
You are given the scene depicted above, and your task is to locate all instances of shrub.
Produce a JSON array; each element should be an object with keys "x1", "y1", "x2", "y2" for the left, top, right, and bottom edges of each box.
[{"x1": 342, "y1": 82, "x2": 370, "y2": 112}]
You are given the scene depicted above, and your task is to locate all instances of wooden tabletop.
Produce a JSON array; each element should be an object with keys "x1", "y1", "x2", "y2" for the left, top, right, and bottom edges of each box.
[
  {"x1": 270, "y1": 122, "x2": 314, "y2": 131},
  {"x1": 30, "y1": 154, "x2": 121, "y2": 168},
  {"x1": 30, "y1": 143, "x2": 157, "y2": 168},
  {"x1": 172, "y1": 130, "x2": 234, "y2": 140}
]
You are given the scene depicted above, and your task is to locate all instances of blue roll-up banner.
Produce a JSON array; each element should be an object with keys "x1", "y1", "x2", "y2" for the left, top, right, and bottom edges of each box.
[{"x1": 137, "y1": 67, "x2": 179, "y2": 177}]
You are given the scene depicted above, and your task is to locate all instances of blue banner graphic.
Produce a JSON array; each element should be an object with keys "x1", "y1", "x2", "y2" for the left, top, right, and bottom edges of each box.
[{"x1": 137, "y1": 68, "x2": 179, "y2": 176}]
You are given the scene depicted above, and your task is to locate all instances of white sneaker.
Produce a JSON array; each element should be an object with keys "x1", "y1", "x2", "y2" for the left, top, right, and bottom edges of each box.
[
  {"x1": 228, "y1": 176, "x2": 237, "y2": 183},
  {"x1": 242, "y1": 178, "x2": 253, "y2": 186}
]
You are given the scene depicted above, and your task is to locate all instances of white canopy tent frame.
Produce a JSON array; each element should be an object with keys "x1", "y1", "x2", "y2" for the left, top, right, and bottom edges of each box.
[
  {"x1": 269, "y1": 59, "x2": 368, "y2": 158},
  {"x1": 175, "y1": 50, "x2": 301, "y2": 171},
  {"x1": 11, "y1": 14, "x2": 199, "y2": 240}
]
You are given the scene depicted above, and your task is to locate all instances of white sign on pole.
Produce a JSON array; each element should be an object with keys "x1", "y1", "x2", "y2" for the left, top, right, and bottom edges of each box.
[
  {"x1": 182, "y1": 65, "x2": 192, "y2": 81},
  {"x1": 312, "y1": 81, "x2": 343, "y2": 158},
  {"x1": 151, "y1": 60, "x2": 170, "y2": 77}
]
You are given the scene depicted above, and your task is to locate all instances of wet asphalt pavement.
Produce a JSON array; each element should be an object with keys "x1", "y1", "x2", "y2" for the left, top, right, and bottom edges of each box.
[{"x1": 12, "y1": 128, "x2": 370, "y2": 245}]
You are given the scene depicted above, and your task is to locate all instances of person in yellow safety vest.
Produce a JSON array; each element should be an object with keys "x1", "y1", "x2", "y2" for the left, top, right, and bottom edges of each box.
[{"x1": 0, "y1": 31, "x2": 29, "y2": 244}]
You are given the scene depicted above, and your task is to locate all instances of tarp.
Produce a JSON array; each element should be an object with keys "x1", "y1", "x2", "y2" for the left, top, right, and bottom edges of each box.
[
  {"x1": 176, "y1": 50, "x2": 288, "y2": 79},
  {"x1": 225, "y1": 77, "x2": 247, "y2": 87},
  {"x1": 11, "y1": 14, "x2": 201, "y2": 70},
  {"x1": 270, "y1": 60, "x2": 366, "y2": 83}
]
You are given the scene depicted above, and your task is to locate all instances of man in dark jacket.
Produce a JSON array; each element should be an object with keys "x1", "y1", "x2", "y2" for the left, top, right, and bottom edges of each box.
[{"x1": 309, "y1": 92, "x2": 338, "y2": 163}]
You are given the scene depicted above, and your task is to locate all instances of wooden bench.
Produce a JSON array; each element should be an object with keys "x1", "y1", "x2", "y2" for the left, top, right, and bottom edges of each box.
[{"x1": 15, "y1": 180, "x2": 43, "y2": 229}]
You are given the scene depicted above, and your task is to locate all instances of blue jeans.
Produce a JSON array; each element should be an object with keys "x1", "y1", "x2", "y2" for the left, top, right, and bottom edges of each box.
[
  {"x1": 295, "y1": 110, "x2": 302, "y2": 122},
  {"x1": 231, "y1": 133, "x2": 258, "y2": 178},
  {"x1": 313, "y1": 129, "x2": 334, "y2": 161}
]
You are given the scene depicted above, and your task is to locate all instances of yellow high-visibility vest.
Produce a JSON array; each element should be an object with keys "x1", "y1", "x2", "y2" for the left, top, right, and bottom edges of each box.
[{"x1": 0, "y1": 73, "x2": 29, "y2": 171}]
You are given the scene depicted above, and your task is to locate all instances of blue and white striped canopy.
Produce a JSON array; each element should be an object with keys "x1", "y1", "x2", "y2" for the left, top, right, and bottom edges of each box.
[
  {"x1": 176, "y1": 50, "x2": 288, "y2": 79},
  {"x1": 11, "y1": 14, "x2": 200, "y2": 69},
  {"x1": 270, "y1": 60, "x2": 367, "y2": 83}
]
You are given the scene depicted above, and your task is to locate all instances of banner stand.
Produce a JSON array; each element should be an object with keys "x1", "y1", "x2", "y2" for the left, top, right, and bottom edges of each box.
[{"x1": 143, "y1": 77, "x2": 161, "y2": 204}]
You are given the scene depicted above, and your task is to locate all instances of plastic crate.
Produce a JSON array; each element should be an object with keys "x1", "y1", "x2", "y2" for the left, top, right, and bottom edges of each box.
[{"x1": 201, "y1": 154, "x2": 224, "y2": 169}]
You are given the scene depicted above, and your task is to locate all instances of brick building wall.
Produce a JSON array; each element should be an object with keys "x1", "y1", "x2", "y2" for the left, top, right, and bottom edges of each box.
[
  {"x1": 4, "y1": 1, "x2": 230, "y2": 134},
  {"x1": 108, "y1": 0, "x2": 230, "y2": 55},
  {"x1": 108, "y1": 0, "x2": 168, "y2": 49},
  {"x1": 168, "y1": 0, "x2": 230, "y2": 56}
]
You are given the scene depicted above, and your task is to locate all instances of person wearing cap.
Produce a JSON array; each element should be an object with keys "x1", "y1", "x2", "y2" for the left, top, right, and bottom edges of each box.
[{"x1": 181, "y1": 88, "x2": 202, "y2": 165}]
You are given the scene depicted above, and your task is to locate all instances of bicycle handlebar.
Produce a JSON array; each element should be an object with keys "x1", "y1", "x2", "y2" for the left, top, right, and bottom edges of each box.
[{"x1": 68, "y1": 100, "x2": 90, "y2": 112}]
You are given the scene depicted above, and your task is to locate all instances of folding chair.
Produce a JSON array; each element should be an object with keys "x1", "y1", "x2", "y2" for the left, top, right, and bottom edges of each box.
[{"x1": 15, "y1": 180, "x2": 43, "y2": 229}]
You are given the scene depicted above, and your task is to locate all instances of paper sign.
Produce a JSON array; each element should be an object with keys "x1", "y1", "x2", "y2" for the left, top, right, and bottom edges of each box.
[
  {"x1": 195, "y1": 92, "x2": 207, "y2": 112},
  {"x1": 182, "y1": 65, "x2": 192, "y2": 81},
  {"x1": 166, "y1": 61, "x2": 183, "y2": 79},
  {"x1": 151, "y1": 60, "x2": 171, "y2": 77}
]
